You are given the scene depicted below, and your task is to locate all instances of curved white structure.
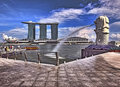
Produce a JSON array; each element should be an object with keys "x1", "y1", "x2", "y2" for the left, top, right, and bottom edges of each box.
[{"x1": 2, "y1": 34, "x2": 18, "y2": 42}]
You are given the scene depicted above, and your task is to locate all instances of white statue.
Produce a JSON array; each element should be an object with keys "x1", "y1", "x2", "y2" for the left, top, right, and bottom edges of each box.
[
  {"x1": 2, "y1": 34, "x2": 18, "y2": 42},
  {"x1": 94, "y1": 16, "x2": 109, "y2": 45}
]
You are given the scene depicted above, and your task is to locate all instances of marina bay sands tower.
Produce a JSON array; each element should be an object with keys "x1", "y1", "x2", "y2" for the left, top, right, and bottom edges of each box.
[{"x1": 22, "y1": 22, "x2": 59, "y2": 41}]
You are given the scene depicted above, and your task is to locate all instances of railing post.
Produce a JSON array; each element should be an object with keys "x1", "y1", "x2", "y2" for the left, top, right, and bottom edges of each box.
[
  {"x1": 64, "y1": 61, "x2": 66, "y2": 64},
  {"x1": 6, "y1": 51, "x2": 8, "y2": 59},
  {"x1": 0, "y1": 51, "x2": 2, "y2": 58},
  {"x1": 37, "y1": 53, "x2": 41, "y2": 64},
  {"x1": 55, "y1": 52, "x2": 59, "y2": 66},
  {"x1": 20, "y1": 51, "x2": 22, "y2": 55},
  {"x1": 14, "y1": 51, "x2": 17, "y2": 60},
  {"x1": 24, "y1": 52, "x2": 28, "y2": 62}
]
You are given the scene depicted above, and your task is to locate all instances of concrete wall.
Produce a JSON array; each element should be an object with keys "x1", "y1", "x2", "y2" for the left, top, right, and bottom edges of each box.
[{"x1": 81, "y1": 49, "x2": 107, "y2": 58}]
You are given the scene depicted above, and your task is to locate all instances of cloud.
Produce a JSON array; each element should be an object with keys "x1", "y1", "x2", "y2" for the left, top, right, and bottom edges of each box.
[
  {"x1": 109, "y1": 21, "x2": 120, "y2": 41},
  {"x1": 38, "y1": 0, "x2": 120, "y2": 24},
  {"x1": 0, "y1": 28, "x2": 27, "y2": 42},
  {"x1": 110, "y1": 21, "x2": 120, "y2": 32},
  {"x1": 110, "y1": 21, "x2": 120, "y2": 26},
  {"x1": 88, "y1": 7, "x2": 115, "y2": 15},
  {"x1": 38, "y1": 0, "x2": 120, "y2": 23},
  {"x1": 8, "y1": 28, "x2": 27, "y2": 34},
  {"x1": 110, "y1": 33, "x2": 120, "y2": 41},
  {"x1": 39, "y1": 8, "x2": 84, "y2": 23},
  {"x1": 84, "y1": 3, "x2": 94, "y2": 9},
  {"x1": 58, "y1": 26, "x2": 96, "y2": 41},
  {"x1": 0, "y1": 23, "x2": 11, "y2": 26},
  {"x1": 4, "y1": 28, "x2": 28, "y2": 39},
  {"x1": 88, "y1": 0, "x2": 120, "y2": 19},
  {"x1": 76, "y1": 28, "x2": 96, "y2": 41}
]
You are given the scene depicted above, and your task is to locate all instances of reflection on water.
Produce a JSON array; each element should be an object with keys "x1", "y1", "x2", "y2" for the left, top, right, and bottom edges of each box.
[
  {"x1": 38, "y1": 43, "x2": 89, "y2": 59},
  {"x1": 6, "y1": 43, "x2": 90, "y2": 65}
]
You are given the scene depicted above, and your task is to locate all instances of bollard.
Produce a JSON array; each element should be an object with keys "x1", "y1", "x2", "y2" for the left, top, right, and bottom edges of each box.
[
  {"x1": 6, "y1": 51, "x2": 8, "y2": 59},
  {"x1": 0, "y1": 51, "x2": 2, "y2": 58},
  {"x1": 24, "y1": 52, "x2": 28, "y2": 62},
  {"x1": 0, "y1": 51, "x2": 1, "y2": 57},
  {"x1": 37, "y1": 53, "x2": 41, "y2": 64},
  {"x1": 64, "y1": 61, "x2": 66, "y2": 64},
  {"x1": 14, "y1": 51, "x2": 17, "y2": 60},
  {"x1": 55, "y1": 52, "x2": 59, "y2": 66},
  {"x1": 20, "y1": 51, "x2": 22, "y2": 54}
]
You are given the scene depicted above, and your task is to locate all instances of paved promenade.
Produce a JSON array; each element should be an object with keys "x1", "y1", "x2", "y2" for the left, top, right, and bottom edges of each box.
[{"x1": 0, "y1": 52, "x2": 120, "y2": 87}]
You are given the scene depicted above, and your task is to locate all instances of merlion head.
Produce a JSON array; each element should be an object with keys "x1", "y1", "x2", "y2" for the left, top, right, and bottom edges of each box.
[{"x1": 94, "y1": 16, "x2": 109, "y2": 30}]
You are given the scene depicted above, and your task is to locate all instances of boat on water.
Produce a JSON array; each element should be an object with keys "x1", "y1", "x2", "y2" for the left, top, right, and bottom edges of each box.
[{"x1": 24, "y1": 47, "x2": 39, "y2": 50}]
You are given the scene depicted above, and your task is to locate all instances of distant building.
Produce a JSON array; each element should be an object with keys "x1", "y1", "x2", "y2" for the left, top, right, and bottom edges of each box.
[
  {"x1": 2, "y1": 34, "x2": 18, "y2": 43},
  {"x1": 109, "y1": 41, "x2": 120, "y2": 47},
  {"x1": 22, "y1": 22, "x2": 59, "y2": 41},
  {"x1": 66, "y1": 37, "x2": 88, "y2": 42}
]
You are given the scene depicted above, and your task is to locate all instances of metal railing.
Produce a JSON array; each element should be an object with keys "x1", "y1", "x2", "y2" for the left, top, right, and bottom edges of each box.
[{"x1": 0, "y1": 50, "x2": 60, "y2": 66}]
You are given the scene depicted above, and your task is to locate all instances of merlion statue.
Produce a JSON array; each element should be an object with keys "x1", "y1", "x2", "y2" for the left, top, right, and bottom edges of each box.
[{"x1": 94, "y1": 16, "x2": 109, "y2": 45}]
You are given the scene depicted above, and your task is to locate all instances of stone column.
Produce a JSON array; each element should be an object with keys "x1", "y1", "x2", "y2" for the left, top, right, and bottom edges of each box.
[
  {"x1": 51, "y1": 24, "x2": 58, "y2": 40},
  {"x1": 40, "y1": 24, "x2": 47, "y2": 39},
  {"x1": 28, "y1": 23, "x2": 35, "y2": 41}
]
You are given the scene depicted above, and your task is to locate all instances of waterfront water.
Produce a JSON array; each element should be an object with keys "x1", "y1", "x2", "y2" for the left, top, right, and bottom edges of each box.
[{"x1": 1, "y1": 43, "x2": 90, "y2": 65}]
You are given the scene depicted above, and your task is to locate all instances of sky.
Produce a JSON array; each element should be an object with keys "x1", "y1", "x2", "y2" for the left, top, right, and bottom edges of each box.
[{"x1": 0, "y1": 0, "x2": 120, "y2": 42}]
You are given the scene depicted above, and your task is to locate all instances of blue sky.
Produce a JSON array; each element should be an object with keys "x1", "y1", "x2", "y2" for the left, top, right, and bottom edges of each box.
[{"x1": 0, "y1": 0, "x2": 120, "y2": 41}]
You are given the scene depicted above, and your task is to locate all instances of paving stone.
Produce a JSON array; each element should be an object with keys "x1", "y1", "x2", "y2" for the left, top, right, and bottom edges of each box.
[
  {"x1": 46, "y1": 81, "x2": 56, "y2": 87},
  {"x1": 0, "y1": 52, "x2": 120, "y2": 87},
  {"x1": 34, "y1": 81, "x2": 45, "y2": 87}
]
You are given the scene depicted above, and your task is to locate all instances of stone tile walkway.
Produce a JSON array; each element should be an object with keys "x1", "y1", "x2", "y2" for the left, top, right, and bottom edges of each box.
[{"x1": 0, "y1": 52, "x2": 120, "y2": 87}]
